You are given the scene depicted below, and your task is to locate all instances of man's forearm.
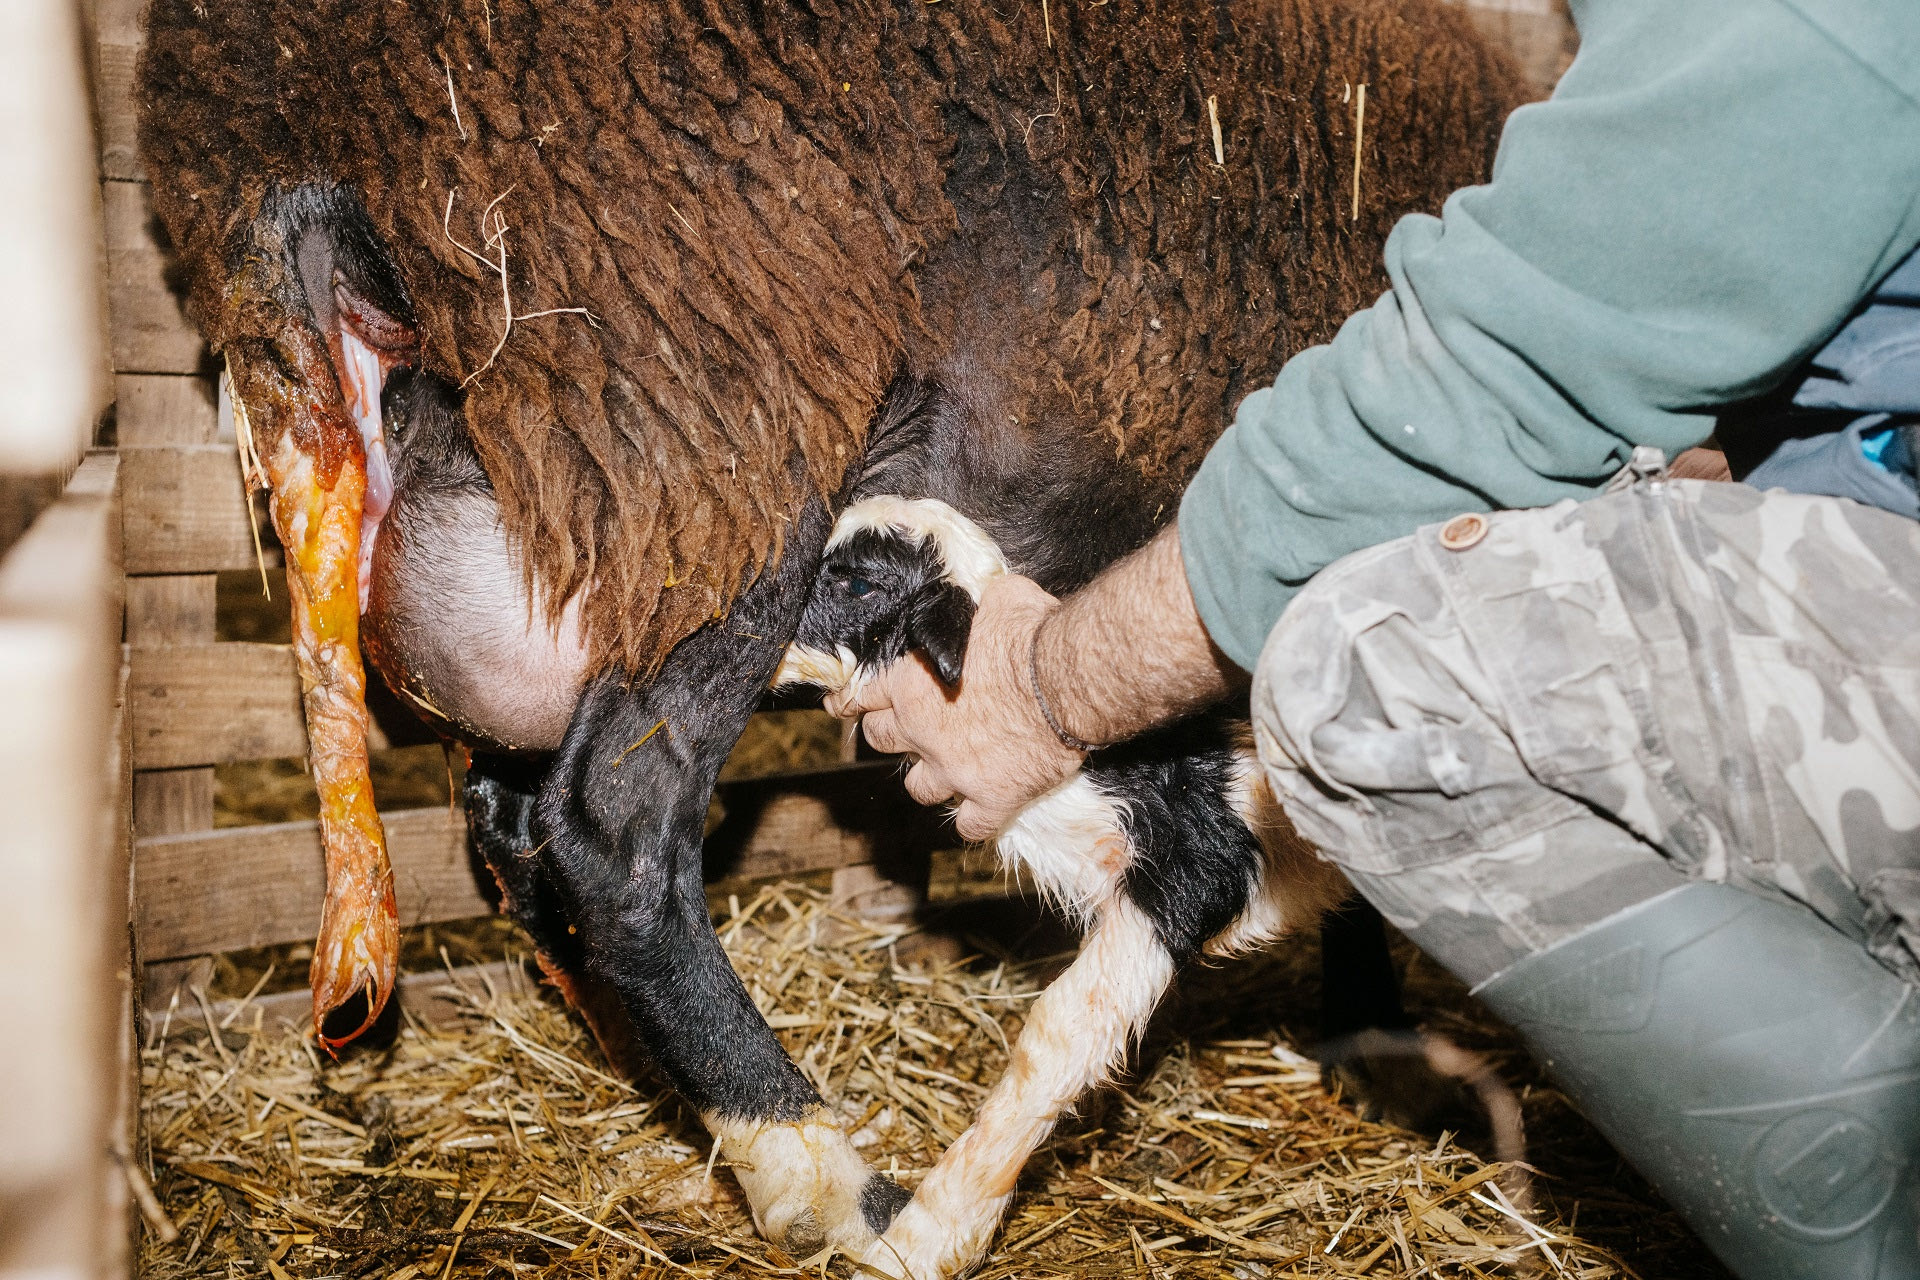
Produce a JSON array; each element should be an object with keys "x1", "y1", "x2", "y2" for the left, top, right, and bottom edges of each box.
[{"x1": 1030, "y1": 522, "x2": 1240, "y2": 748}]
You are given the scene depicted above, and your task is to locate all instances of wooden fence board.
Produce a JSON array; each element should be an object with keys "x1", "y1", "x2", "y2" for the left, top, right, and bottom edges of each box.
[
  {"x1": 703, "y1": 762, "x2": 939, "y2": 884},
  {"x1": 148, "y1": 959, "x2": 537, "y2": 1035},
  {"x1": 102, "y1": 180, "x2": 205, "y2": 374},
  {"x1": 123, "y1": 574, "x2": 215, "y2": 646},
  {"x1": 134, "y1": 763, "x2": 938, "y2": 961},
  {"x1": 136, "y1": 806, "x2": 482, "y2": 961},
  {"x1": 104, "y1": 650, "x2": 139, "y2": 1277},
  {"x1": 93, "y1": 0, "x2": 146, "y2": 178},
  {"x1": 96, "y1": 39, "x2": 142, "y2": 181},
  {"x1": 130, "y1": 642, "x2": 304, "y2": 767},
  {"x1": 128, "y1": 637, "x2": 887, "y2": 779},
  {"x1": 0, "y1": 456, "x2": 126, "y2": 1274},
  {"x1": 132, "y1": 767, "x2": 217, "y2": 838},
  {"x1": 116, "y1": 374, "x2": 216, "y2": 447},
  {"x1": 119, "y1": 444, "x2": 256, "y2": 574},
  {"x1": 129, "y1": 641, "x2": 438, "y2": 769},
  {"x1": 95, "y1": 0, "x2": 144, "y2": 49},
  {"x1": 123, "y1": 436, "x2": 223, "y2": 838}
]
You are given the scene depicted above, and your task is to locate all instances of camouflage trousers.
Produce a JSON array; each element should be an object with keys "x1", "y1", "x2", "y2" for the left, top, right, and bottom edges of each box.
[{"x1": 1251, "y1": 468, "x2": 1920, "y2": 990}]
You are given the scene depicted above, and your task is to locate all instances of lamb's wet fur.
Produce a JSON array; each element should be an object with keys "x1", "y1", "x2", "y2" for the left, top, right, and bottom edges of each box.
[
  {"x1": 774, "y1": 499, "x2": 1353, "y2": 1273},
  {"x1": 780, "y1": 500, "x2": 1339, "y2": 961},
  {"x1": 139, "y1": 0, "x2": 1522, "y2": 676}
]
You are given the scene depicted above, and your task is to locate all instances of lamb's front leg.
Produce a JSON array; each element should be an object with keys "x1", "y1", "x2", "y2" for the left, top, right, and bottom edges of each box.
[
  {"x1": 860, "y1": 896, "x2": 1176, "y2": 1279},
  {"x1": 536, "y1": 498, "x2": 905, "y2": 1256}
]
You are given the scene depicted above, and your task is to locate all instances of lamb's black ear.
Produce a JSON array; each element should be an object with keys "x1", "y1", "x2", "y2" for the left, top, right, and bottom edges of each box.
[{"x1": 905, "y1": 583, "x2": 976, "y2": 688}]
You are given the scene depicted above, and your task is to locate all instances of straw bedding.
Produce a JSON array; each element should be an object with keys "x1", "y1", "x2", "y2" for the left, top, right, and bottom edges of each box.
[{"x1": 136, "y1": 875, "x2": 1727, "y2": 1279}]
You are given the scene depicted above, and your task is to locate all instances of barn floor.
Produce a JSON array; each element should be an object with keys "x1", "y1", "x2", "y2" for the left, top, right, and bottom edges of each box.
[
  {"x1": 141, "y1": 651, "x2": 1728, "y2": 1280},
  {"x1": 134, "y1": 876, "x2": 1732, "y2": 1280}
]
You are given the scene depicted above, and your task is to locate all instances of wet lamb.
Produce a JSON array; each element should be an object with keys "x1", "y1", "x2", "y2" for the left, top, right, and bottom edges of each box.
[{"x1": 776, "y1": 495, "x2": 1347, "y2": 1277}]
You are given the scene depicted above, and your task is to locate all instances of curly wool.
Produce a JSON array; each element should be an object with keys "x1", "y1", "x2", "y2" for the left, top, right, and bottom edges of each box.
[{"x1": 139, "y1": 0, "x2": 1521, "y2": 675}]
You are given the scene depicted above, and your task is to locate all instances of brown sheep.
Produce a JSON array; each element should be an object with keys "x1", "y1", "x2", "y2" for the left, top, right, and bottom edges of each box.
[
  {"x1": 142, "y1": 0, "x2": 1517, "y2": 672},
  {"x1": 138, "y1": 0, "x2": 1522, "y2": 1269}
]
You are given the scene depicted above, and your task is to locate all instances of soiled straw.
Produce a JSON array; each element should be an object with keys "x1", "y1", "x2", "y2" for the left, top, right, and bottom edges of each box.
[{"x1": 140, "y1": 884, "x2": 1670, "y2": 1279}]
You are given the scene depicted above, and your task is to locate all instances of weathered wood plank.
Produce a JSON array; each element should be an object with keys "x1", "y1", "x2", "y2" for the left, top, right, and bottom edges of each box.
[
  {"x1": 130, "y1": 642, "x2": 303, "y2": 768},
  {"x1": 102, "y1": 180, "x2": 206, "y2": 374},
  {"x1": 132, "y1": 767, "x2": 217, "y2": 837},
  {"x1": 128, "y1": 641, "x2": 438, "y2": 769},
  {"x1": 93, "y1": 0, "x2": 147, "y2": 181},
  {"x1": 119, "y1": 444, "x2": 257, "y2": 575},
  {"x1": 0, "y1": 456, "x2": 124, "y2": 1273},
  {"x1": 134, "y1": 763, "x2": 940, "y2": 961},
  {"x1": 105, "y1": 650, "x2": 140, "y2": 1276},
  {"x1": 0, "y1": 474, "x2": 64, "y2": 562},
  {"x1": 124, "y1": 573, "x2": 215, "y2": 646},
  {"x1": 93, "y1": 0, "x2": 145, "y2": 51},
  {"x1": 97, "y1": 40, "x2": 143, "y2": 181},
  {"x1": 1, "y1": 0, "x2": 109, "y2": 480},
  {"x1": 705, "y1": 763, "x2": 937, "y2": 884},
  {"x1": 135, "y1": 806, "x2": 484, "y2": 962},
  {"x1": 116, "y1": 374, "x2": 216, "y2": 447},
  {"x1": 123, "y1": 458, "x2": 222, "y2": 836}
]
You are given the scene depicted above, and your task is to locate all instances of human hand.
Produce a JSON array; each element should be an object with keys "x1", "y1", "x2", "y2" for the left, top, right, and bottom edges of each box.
[{"x1": 827, "y1": 574, "x2": 1086, "y2": 841}]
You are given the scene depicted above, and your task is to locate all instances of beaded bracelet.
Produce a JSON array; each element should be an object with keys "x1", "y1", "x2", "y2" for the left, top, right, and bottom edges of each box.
[{"x1": 1028, "y1": 629, "x2": 1097, "y2": 754}]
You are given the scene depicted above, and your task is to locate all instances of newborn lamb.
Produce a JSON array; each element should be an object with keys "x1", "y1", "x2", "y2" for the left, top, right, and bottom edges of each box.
[{"x1": 777, "y1": 495, "x2": 1348, "y2": 1280}]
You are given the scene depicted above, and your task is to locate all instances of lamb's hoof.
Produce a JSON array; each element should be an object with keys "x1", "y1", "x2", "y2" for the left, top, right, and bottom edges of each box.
[
  {"x1": 771, "y1": 1173, "x2": 907, "y2": 1255},
  {"x1": 892, "y1": 930, "x2": 967, "y2": 969},
  {"x1": 1320, "y1": 1029, "x2": 1481, "y2": 1140},
  {"x1": 706, "y1": 1114, "x2": 895, "y2": 1256},
  {"x1": 781, "y1": 1208, "x2": 828, "y2": 1256}
]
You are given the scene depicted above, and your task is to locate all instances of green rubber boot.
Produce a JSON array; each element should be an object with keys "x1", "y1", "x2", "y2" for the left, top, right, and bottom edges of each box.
[{"x1": 1474, "y1": 882, "x2": 1920, "y2": 1280}]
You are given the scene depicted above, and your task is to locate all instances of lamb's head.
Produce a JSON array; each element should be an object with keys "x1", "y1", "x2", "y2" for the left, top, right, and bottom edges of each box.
[{"x1": 777, "y1": 497, "x2": 1008, "y2": 699}]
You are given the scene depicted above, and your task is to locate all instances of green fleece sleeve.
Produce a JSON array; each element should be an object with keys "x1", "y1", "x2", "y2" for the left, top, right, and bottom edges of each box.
[{"x1": 1179, "y1": 0, "x2": 1920, "y2": 670}]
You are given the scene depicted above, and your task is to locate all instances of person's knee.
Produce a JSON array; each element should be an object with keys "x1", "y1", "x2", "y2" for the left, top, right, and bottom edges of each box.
[
  {"x1": 1249, "y1": 536, "x2": 1518, "y2": 871},
  {"x1": 1246, "y1": 517, "x2": 1693, "y2": 987}
]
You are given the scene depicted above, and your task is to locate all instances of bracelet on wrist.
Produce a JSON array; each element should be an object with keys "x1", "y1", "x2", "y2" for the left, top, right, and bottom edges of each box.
[{"x1": 1028, "y1": 629, "x2": 1097, "y2": 754}]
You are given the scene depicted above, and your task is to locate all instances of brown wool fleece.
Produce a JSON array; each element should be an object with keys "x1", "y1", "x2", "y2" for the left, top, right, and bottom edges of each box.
[{"x1": 138, "y1": 0, "x2": 1523, "y2": 677}]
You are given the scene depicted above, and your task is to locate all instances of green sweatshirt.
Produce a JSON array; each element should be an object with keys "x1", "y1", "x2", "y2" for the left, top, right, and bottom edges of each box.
[{"x1": 1179, "y1": 0, "x2": 1920, "y2": 670}]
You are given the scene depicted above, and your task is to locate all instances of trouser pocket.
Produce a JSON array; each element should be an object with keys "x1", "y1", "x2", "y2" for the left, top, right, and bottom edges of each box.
[{"x1": 1253, "y1": 526, "x2": 1593, "y2": 879}]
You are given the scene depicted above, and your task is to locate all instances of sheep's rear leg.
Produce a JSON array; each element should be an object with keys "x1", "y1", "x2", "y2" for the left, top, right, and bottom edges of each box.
[
  {"x1": 464, "y1": 754, "x2": 654, "y2": 1080},
  {"x1": 536, "y1": 499, "x2": 903, "y2": 1257},
  {"x1": 545, "y1": 693, "x2": 900, "y2": 1256},
  {"x1": 859, "y1": 898, "x2": 1175, "y2": 1280}
]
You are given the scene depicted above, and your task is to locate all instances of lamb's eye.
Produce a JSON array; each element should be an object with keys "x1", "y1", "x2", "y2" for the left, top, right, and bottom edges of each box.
[{"x1": 846, "y1": 576, "x2": 876, "y2": 598}]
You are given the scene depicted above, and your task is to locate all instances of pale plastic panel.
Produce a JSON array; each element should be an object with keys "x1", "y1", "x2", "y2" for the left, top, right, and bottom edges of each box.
[{"x1": 0, "y1": 0, "x2": 108, "y2": 474}]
